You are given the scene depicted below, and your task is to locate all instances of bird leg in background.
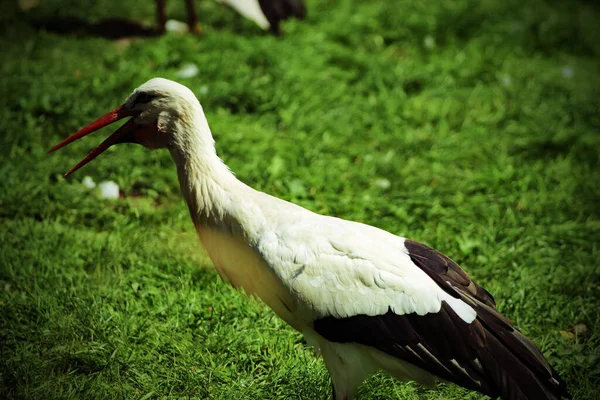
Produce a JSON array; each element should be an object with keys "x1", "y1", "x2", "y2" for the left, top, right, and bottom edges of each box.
[
  {"x1": 184, "y1": 0, "x2": 201, "y2": 34},
  {"x1": 156, "y1": 0, "x2": 167, "y2": 33}
]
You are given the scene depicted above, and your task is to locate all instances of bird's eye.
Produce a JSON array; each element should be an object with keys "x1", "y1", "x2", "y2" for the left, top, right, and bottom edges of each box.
[{"x1": 136, "y1": 92, "x2": 155, "y2": 104}]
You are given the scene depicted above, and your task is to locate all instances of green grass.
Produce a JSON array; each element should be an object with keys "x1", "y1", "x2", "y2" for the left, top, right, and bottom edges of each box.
[{"x1": 1, "y1": 0, "x2": 599, "y2": 398}]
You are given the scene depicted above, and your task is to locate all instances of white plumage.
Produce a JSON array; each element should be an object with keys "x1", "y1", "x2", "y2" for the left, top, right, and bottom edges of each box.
[
  {"x1": 216, "y1": 0, "x2": 270, "y2": 30},
  {"x1": 257, "y1": 215, "x2": 477, "y2": 323},
  {"x1": 50, "y1": 78, "x2": 570, "y2": 400}
]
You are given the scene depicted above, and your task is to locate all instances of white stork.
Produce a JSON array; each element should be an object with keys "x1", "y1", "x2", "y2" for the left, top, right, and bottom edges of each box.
[
  {"x1": 156, "y1": 0, "x2": 306, "y2": 35},
  {"x1": 49, "y1": 78, "x2": 571, "y2": 400}
]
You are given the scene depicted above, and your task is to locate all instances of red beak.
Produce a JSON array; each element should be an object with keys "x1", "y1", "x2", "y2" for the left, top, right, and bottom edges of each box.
[{"x1": 49, "y1": 105, "x2": 136, "y2": 177}]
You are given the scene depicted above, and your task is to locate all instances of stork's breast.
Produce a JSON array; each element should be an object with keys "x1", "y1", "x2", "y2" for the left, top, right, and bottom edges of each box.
[{"x1": 195, "y1": 225, "x2": 300, "y2": 330}]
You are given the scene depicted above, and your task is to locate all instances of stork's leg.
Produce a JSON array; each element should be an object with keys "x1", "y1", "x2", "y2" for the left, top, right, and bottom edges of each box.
[
  {"x1": 313, "y1": 339, "x2": 369, "y2": 399},
  {"x1": 269, "y1": 21, "x2": 282, "y2": 36},
  {"x1": 156, "y1": 0, "x2": 167, "y2": 33},
  {"x1": 184, "y1": 0, "x2": 201, "y2": 34},
  {"x1": 303, "y1": 330, "x2": 370, "y2": 400}
]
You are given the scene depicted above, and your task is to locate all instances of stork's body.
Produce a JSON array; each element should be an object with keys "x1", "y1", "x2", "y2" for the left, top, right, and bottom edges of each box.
[{"x1": 50, "y1": 79, "x2": 570, "y2": 400}]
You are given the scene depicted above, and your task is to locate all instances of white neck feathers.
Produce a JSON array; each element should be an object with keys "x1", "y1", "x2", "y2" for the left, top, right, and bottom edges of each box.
[{"x1": 167, "y1": 104, "x2": 250, "y2": 233}]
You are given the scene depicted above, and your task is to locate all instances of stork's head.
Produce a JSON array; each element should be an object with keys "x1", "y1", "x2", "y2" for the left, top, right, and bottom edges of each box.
[{"x1": 50, "y1": 78, "x2": 203, "y2": 176}]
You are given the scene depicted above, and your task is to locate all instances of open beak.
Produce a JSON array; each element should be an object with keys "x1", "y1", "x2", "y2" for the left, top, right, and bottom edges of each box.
[{"x1": 49, "y1": 105, "x2": 136, "y2": 177}]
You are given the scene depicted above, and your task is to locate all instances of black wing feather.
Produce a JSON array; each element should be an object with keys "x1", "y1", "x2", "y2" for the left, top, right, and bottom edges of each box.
[
  {"x1": 405, "y1": 239, "x2": 496, "y2": 308},
  {"x1": 313, "y1": 240, "x2": 570, "y2": 400}
]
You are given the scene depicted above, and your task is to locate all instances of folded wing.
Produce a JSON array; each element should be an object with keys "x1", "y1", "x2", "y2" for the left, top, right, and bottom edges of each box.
[{"x1": 258, "y1": 217, "x2": 570, "y2": 399}]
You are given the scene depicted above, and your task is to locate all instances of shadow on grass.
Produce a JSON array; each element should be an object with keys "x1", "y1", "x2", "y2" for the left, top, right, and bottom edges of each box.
[
  {"x1": 32, "y1": 17, "x2": 160, "y2": 40},
  {"x1": 512, "y1": 136, "x2": 599, "y2": 167}
]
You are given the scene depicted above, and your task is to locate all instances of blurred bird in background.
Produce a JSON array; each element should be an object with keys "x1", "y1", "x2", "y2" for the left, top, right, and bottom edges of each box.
[{"x1": 21, "y1": 0, "x2": 306, "y2": 38}]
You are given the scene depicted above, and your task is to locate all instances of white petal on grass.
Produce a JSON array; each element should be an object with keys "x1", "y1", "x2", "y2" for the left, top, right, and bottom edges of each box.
[
  {"x1": 561, "y1": 66, "x2": 574, "y2": 79},
  {"x1": 424, "y1": 35, "x2": 436, "y2": 49},
  {"x1": 82, "y1": 176, "x2": 96, "y2": 189},
  {"x1": 165, "y1": 19, "x2": 189, "y2": 33},
  {"x1": 177, "y1": 63, "x2": 200, "y2": 79},
  {"x1": 98, "y1": 181, "x2": 120, "y2": 200},
  {"x1": 375, "y1": 178, "x2": 391, "y2": 190}
]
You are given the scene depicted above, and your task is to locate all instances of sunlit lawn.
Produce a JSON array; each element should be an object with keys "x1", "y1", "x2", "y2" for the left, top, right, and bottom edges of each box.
[{"x1": 1, "y1": 0, "x2": 599, "y2": 398}]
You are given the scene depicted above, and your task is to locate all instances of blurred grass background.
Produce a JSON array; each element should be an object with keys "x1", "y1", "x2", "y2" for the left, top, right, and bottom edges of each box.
[{"x1": 1, "y1": 0, "x2": 599, "y2": 398}]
